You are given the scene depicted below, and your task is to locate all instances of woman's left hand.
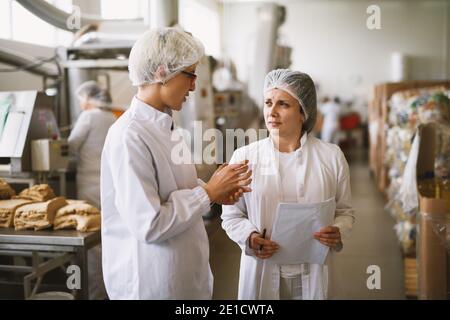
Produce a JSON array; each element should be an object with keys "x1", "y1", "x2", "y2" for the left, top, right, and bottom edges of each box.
[{"x1": 314, "y1": 226, "x2": 342, "y2": 249}]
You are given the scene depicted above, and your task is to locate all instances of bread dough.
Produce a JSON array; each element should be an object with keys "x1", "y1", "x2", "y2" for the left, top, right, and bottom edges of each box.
[
  {"x1": 0, "y1": 179, "x2": 16, "y2": 200},
  {"x1": 54, "y1": 202, "x2": 101, "y2": 232},
  {"x1": 14, "y1": 197, "x2": 67, "y2": 230},
  {"x1": 0, "y1": 199, "x2": 34, "y2": 228},
  {"x1": 16, "y1": 184, "x2": 56, "y2": 202}
]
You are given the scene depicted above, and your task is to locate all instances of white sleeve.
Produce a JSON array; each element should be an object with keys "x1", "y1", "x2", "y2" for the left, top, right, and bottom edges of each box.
[
  {"x1": 333, "y1": 148, "x2": 356, "y2": 241},
  {"x1": 107, "y1": 128, "x2": 211, "y2": 244},
  {"x1": 68, "y1": 112, "x2": 91, "y2": 155},
  {"x1": 221, "y1": 150, "x2": 258, "y2": 252}
]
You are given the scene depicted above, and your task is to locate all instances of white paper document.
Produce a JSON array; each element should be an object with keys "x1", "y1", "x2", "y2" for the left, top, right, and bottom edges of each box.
[{"x1": 270, "y1": 198, "x2": 336, "y2": 265}]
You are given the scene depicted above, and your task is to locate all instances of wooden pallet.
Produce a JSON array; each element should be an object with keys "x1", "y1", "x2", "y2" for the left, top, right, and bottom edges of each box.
[{"x1": 404, "y1": 257, "x2": 418, "y2": 298}]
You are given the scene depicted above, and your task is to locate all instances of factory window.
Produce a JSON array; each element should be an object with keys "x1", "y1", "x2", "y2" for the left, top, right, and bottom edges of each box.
[
  {"x1": 1, "y1": 0, "x2": 73, "y2": 47},
  {"x1": 179, "y1": 0, "x2": 221, "y2": 58},
  {"x1": 100, "y1": 0, "x2": 147, "y2": 19},
  {"x1": 0, "y1": 0, "x2": 12, "y2": 39}
]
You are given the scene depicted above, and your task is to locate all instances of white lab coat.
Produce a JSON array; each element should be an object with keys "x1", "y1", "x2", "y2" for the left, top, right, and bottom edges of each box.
[
  {"x1": 68, "y1": 107, "x2": 116, "y2": 300},
  {"x1": 221, "y1": 133, "x2": 355, "y2": 300},
  {"x1": 68, "y1": 108, "x2": 117, "y2": 208},
  {"x1": 320, "y1": 102, "x2": 341, "y2": 144},
  {"x1": 101, "y1": 97, "x2": 213, "y2": 300}
]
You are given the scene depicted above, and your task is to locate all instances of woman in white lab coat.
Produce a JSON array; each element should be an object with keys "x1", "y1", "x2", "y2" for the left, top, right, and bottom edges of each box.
[
  {"x1": 221, "y1": 69, "x2": 355, "y2": 300},
  {"x1": 68, "y1": 81, "x2": 117, "y2": 300},
  {"x1": 100, "y1": 28, "x2": 252, "y2": 299}
]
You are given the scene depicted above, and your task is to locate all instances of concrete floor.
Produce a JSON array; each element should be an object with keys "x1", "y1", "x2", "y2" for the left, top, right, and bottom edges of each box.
[{"x1": 206, "y1": 149, "x2": 406, "y2": 300}]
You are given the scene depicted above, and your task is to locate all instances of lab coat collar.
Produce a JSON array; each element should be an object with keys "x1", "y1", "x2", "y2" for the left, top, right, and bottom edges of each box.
[
  {"x1": 263, "y1": 131, "x2": 308, "y2": 201},
  {"x1": 299, "y1": 131, "x2": 308, "y2": 151},
  {"x1": 269, "y1": 131, "x2": 308, "y2": 155},
  {"x1": 130, "y1": 96, "x2": 173, "y2": 131}
]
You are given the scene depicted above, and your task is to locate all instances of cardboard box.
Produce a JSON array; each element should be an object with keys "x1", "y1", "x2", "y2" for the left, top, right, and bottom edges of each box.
[{"x1": 416, "y1": 123, "x2": 450, "y2": 300}]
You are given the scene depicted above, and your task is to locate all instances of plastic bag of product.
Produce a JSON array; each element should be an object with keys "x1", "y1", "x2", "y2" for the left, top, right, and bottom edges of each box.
[
  {"x1": 388, "y1": 87, "x2": 449, "y2": 129},
  {"x1": 394, "y1": 220, "x2": 416, "y2": 255},
  {"x1": 413, "y1": 92, "x2": 450, "y2": 125}
]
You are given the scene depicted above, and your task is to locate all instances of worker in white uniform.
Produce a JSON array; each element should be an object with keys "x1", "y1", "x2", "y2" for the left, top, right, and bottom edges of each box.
[
  {"x1": 100, "y1": 27, "x2": 252, "y2": 300},
  {"x1": 221, "y1": 69, "x2": 355, "y2": 300},
  {"x1": 69, "y1": 80, "x2": 117, "y2": 208},
  {"x1": 319, "y1": 96, "x2": 341, "y2": 144},
  {"x1": 68, "y1": 80, "x2": 116, "y2": 300}
]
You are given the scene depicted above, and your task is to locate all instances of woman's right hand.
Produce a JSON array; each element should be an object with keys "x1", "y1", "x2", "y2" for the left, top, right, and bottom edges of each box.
[
  {"x1": 204, "y1": 161, "x2": 252, "y2": 205},
  {"x1": 249, "y1": 232, "x2": 279, "y2": 259}
]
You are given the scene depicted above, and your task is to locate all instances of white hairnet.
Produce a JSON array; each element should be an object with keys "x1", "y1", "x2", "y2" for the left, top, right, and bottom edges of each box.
[
  {"x1": 76, "y1": 81, "x2": 112, "y2": 106},
  {"x1": 128, "y1": 27, "x2": 205, "y2": 86},
  {"x1": 264, "y1": 69, "x2": 317, "y2": 133}
]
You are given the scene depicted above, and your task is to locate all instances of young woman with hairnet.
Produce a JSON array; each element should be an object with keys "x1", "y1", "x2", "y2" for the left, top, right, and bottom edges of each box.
[
  {"x1": 100, "y1": 27, "x2": 252, "y2": 299},
  {"x1": 68, "y1": 80, "x2": 116, "y2": 300},
  {"x1": 221, "y1": 69, "x2": 355, "y2": 300}
]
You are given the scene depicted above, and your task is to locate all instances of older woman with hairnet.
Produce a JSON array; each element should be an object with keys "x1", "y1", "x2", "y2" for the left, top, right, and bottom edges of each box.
[
  {"x1": 221, "y1": 69, "x2": 355, "y2": 300},
  {"x1": 69, "y1": 81, "x2": 116, "y2": 208},
  {"x1": 68, "y1": 80, "x2": 116, "y2": 300},
  {"x1": 100, "y1": 27, "x2": 252, "y2": 299}
]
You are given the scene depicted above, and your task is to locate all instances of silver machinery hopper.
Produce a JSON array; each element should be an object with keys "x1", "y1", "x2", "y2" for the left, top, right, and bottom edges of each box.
[{"x1": 0, "y1": 91, "x2": 60, "y2": 173}]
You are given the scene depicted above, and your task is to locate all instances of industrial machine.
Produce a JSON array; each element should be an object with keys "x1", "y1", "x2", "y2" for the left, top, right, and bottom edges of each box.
[
  {"x1": 0, "y1": 91, "x2": 61, "y2": 173},
  {"x1": 248, "y1": 2, "x2": 292, "y2": 109},
  {"x1": 31, "y1": 139, "x2": 69, "y2": 172}
]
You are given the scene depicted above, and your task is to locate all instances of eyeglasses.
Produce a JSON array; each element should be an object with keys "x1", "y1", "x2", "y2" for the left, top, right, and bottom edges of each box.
[{"x1": 181, "y1": 70, "x2": 197, "y2": 81}]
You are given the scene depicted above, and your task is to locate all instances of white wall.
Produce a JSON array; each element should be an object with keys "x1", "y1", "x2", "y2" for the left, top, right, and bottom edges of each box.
[
  {"x1": 72, "y1": 0, "x2": 101, "y2": 15},
  {"x1": 222, "y1": 0, "x2": 450, "y2": 105}
]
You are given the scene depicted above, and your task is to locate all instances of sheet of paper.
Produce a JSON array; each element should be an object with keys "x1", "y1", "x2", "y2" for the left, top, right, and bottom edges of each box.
[{"x1": 269, "y1": 198, "x2": 336, "y2": 265}]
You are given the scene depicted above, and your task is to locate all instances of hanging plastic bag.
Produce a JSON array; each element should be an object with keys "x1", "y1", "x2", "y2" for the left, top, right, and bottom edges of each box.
[{"x1": 398, "y1": 131, "x2": 420, "y2": 213}]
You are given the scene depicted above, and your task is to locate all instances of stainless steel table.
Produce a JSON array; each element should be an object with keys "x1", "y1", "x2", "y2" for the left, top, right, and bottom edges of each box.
[{"x1": 0, "y1": 229, "x2": 100, "y2": 299}]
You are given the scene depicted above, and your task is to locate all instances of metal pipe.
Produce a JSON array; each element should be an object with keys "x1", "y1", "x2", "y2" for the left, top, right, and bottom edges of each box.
[
  {"x1": 71, "y1": 32, "x2": 138, "y2": 47},
  {"x1": 0, "y1": 47, "x2": 59, "y2": 78}
]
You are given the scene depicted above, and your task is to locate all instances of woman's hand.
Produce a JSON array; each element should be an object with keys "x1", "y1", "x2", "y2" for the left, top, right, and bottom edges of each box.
[
  {"x1": 249, "y1": 232, "x2": 279, "y2": 259},
  {"x1": 314, "y1": 226, "x2": 342, "y2": 249},
  {"x1": 204, "y1": 161, "x2": 252, "y2": 205}
]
